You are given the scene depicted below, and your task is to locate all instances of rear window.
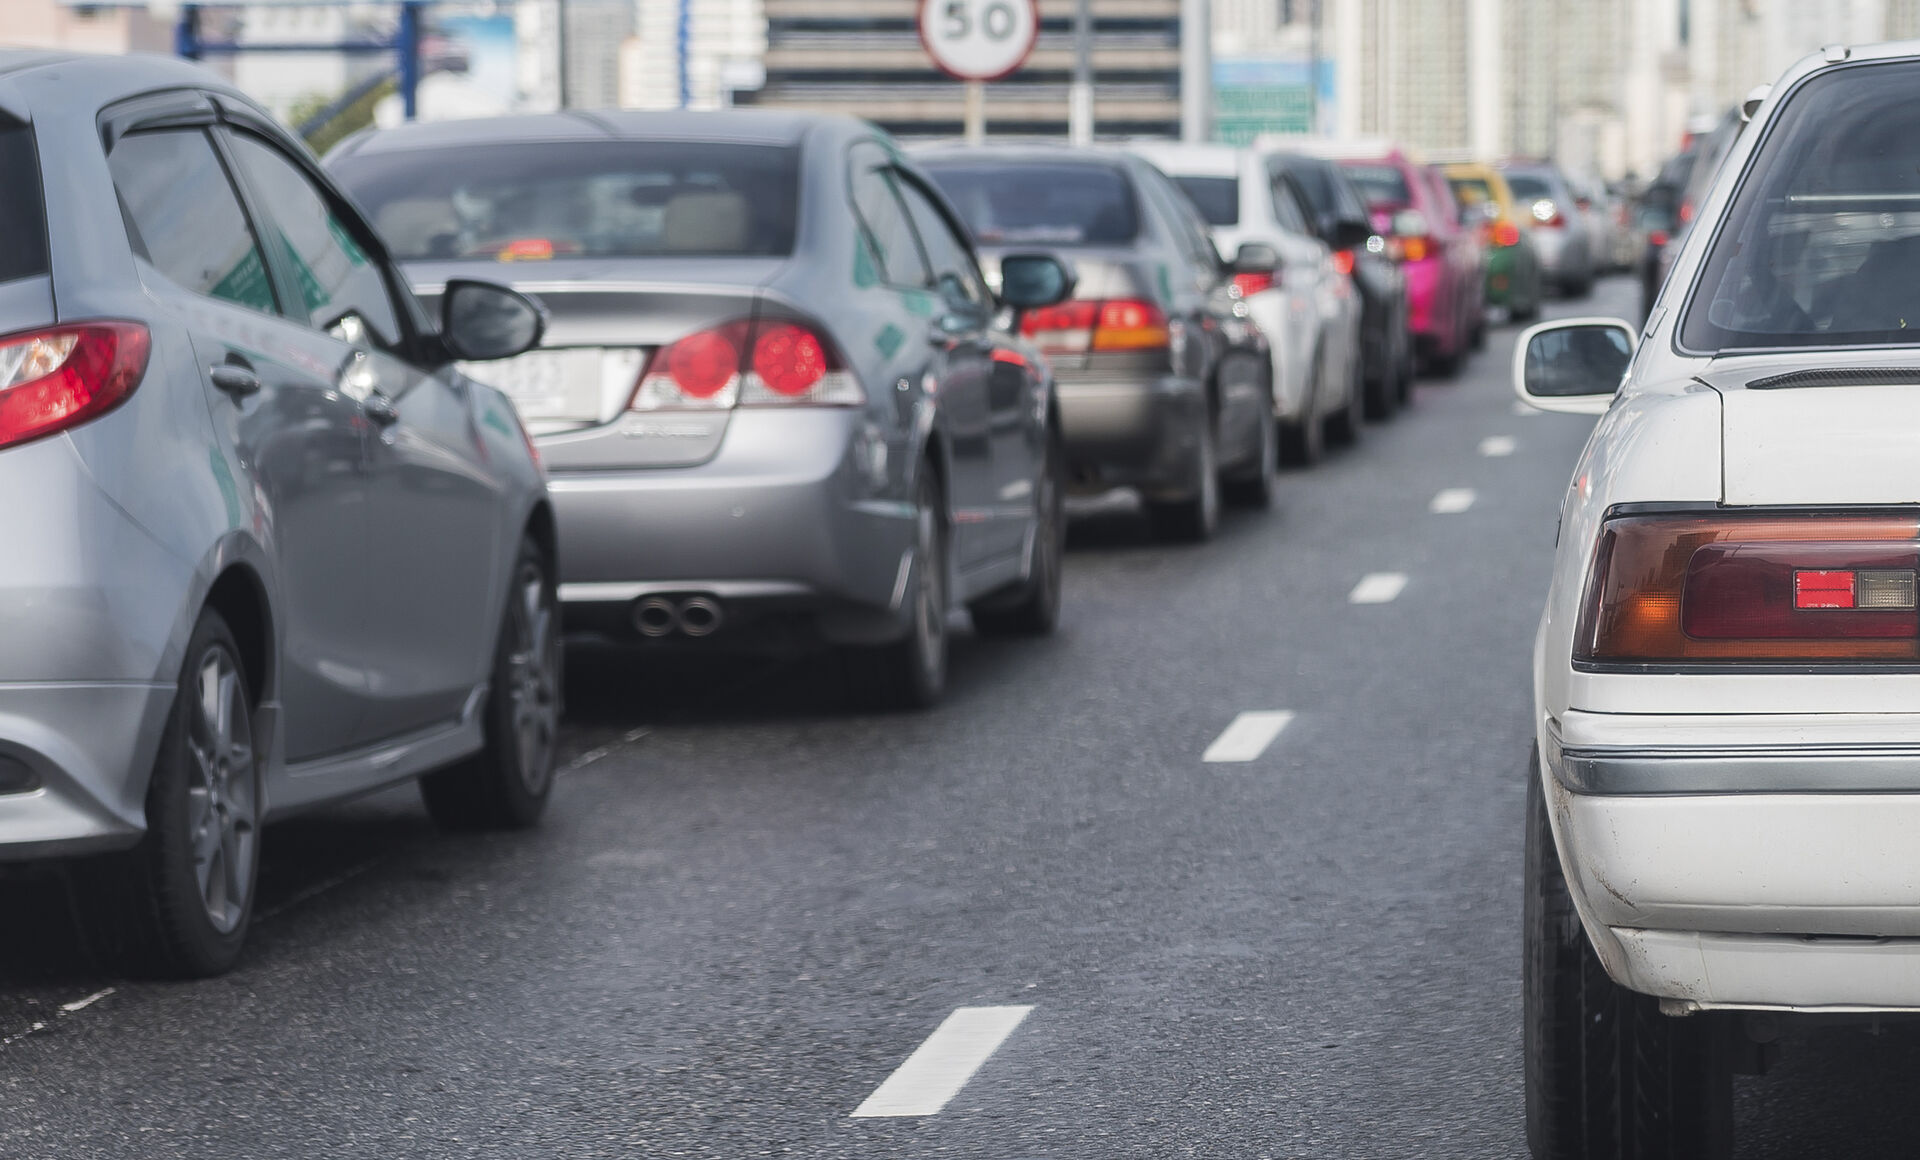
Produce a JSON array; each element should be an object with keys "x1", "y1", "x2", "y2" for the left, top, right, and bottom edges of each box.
[
  {"x1": 328, "y1": 140, "x2": 800, "y2": 261},
  {"x1": 1342, "y1": 163, "x2": 1412, "y2": 208},
  {"x1": 1505, "y1": 173, "x2": 1554, "y2": 201},
  {"x1": 922, "y1": 162, "x2": 1139, "y2": 246},
  {"x1": 1682, "y1": 62, "x2": 1920, "y2": 352},
  {"x1": 0, "y1": 120, "x2": 48, "y2": 284},
  {"x1": 1173, "y1": 175, "x2": 1238, "y2": 226},
  {"x1": 1448, "y1": 176, "x2": 1495, "y2": 208}
]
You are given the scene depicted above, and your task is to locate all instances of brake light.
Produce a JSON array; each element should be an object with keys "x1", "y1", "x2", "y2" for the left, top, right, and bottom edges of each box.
[
  {"x1": 1531, "y1": 199, "x2": 1564, "y2": 227},
  {"x1": 1020, "y1": 298, "x2": 1170, "y2": 354},
  {"x1": 1232, "y1": 271, "x2": 1276, "y2": 297},
  {"x1": 1396, "y1": 236, "x2": 1431, "y2": 262},
  {"x1": 1490, "y1": 221, "x2": 1521, "y2": 247},
  {"x1": 1576, "y1": 513, "x2": 1920, "y2": 662},
  {"x1": 1649, "y1": 229, "x2": 1670, "y2": 248},
  {"x1": 1331, "y1": 249, "x2": 1355, "y2": 276},
  {"x1": 1679, "y1": 199, "x2": 1695, "y2": 224},
  {"x1": 0, "y1": 321, "x2": 149, "y2": 451},
  {"x1": 630, "y1": 318, "x2": 857, "y2": 410}
]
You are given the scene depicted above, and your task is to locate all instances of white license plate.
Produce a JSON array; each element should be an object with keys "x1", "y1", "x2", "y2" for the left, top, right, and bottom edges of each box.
[{"x1": 460, "y1": 348, "x2": 646, "y2": 422}]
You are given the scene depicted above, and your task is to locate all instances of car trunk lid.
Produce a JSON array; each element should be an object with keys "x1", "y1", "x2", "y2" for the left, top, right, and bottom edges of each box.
[
  {"x1": 1707, "y1": 359, "x2": 1920, "y2": 505},
  {"x1": 406, "y1": 258, "x2": 781, "y2": 469}
]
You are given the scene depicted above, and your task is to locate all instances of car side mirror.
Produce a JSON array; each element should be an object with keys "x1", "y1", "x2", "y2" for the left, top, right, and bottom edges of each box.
[
  {"x1": 998, "y1": 252, "x2": 1076, "y2": 310},
  {"x1": 1331, "y1": 217, "x2": 1373, "y2": 251},
  {"x1": 1232, "y1": 241, "x2": 1281, "y2": 274},
  {"x1": 1513, "y1": 317, "x2": 1636, "y2": 415},
  {"x1": 440, "y1": 279, "x2": 546, "y2": 362}
]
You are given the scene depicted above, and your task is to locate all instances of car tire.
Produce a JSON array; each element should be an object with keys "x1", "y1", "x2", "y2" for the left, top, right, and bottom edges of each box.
[
  {"x1": 1223, "y1": 385, "x2": 1278, "y2": 509},
  {"x1": 1524, "y1": 749, "x2": 1733, "y2": 1160},
  {"x1": 1512, "y1": 293, "x2": 1542, "y2": 322},
  {"x1": 85, "y1": 608, "x2": 260, "y2": 978},
  {"x1": 1325, "y1": 353, "x2": 1364, "y2": 447},
  {"x1": 973, "y1": 429, "x2": 1065, "y2": 636},
  {"x1": 1145, "y1": 410, "x2": 1219, "y2": 542},
  {"x1": 420, "y1": 535, "x2": 561, "y2": 831},
  {"x1": 848, "y1": 468, "x2": 949, "y2": 709},
  {"x1": 1280, "y1": 350, "x2": 1326, "y2": 467}
]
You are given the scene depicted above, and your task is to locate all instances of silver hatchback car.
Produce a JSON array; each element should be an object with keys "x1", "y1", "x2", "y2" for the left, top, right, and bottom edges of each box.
[
  {"x1": 0, "y1": 53, "x2": 556, "y2": 976},
  {"x1": 330, "y1": 112, "x2": 1074, "y2": 709}
]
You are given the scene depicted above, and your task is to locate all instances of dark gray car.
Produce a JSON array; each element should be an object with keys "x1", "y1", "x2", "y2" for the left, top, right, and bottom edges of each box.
[
  {"x1": 0, "y1": 52, "x2": 557, "y2": 976},
  {"x1": 917, "y1": 145, "x2": 1276, "y2": 542},
  {"x1": 329, "y1": 112, "x2": 1073, "y2": 709}
]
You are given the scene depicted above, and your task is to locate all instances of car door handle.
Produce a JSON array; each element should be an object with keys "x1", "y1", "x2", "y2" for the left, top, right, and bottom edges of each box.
[
  {"x1": 210, "y1": 364, "x2": 261, "y2": 398},
  {"x1": 362, "y1": 391, "x2": 400, "y2": 427}
]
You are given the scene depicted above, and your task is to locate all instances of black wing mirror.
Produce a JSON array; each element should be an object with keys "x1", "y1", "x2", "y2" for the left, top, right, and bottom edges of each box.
[
  {"x1": 1331, "y1": 217, "x2": 1373, "y2": 251},
  {"x1": 1232, "y1": 241, "x2": 1282, "y2": 275},
  {"x1": 440, "y1": 279, "x2": 546, "y2": 362},
  {"x1": 998, "y1": 252, "x2": 1076, "y2": 310}
]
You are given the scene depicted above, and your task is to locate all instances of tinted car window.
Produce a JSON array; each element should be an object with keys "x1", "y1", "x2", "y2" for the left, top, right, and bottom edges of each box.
[
  {"x1": 331, "y1": 141, "x2": 800, "y2": 260},
  {"x1": 849, "y1": 147, "x2": 931, "y2": 287},
  {"x1": 1344, "y1": 163, "x2": 1413, "y2": 208},
  {"x1": 1449, "y1": 176, "x2": 1495, "y2": 208},
  {"x1": 0, "y1": 120, "x2": 48, "y2": 285},
  {"x1": 1682, "y1": 62, "x2": 1920, "y2": 351},
  {"x1": 1173, "y1": 176, "x2": 1238, "y2": 226},
  {"x1": 1269, "y1": 179, "x2": 1308, "y2": 233},
  {"x1": 895, "y1": 178, "x2": 989, "y2": 313},
  {"x1": 1505, "y1": 173, "x2": 1554, "y2": 201},
  {"x1": 108, "y1": 129, "x2": 275, "y2": 314},
  {"x1": 229, "y1": 134, "x2": 401, "y2": 349},
  {"x1": 1279, "y1": 159, "x2": 1337, "y2": 219},
  {"x1": 923, "y1": 161, "x2": 1139, "y2": 246}
]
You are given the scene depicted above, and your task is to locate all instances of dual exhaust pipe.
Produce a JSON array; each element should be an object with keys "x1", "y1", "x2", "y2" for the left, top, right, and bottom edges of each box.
[{"x1": 633, "y1": 594, "x2": 725, "y2": 638}]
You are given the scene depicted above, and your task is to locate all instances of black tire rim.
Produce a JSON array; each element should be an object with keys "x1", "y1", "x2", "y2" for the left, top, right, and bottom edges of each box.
[
  {"x1": 184, "y1": 645, "x2": 256, "y2": 935},
  {"x1": 507, "y1": 561, "x2": 560, "y2": 794}
]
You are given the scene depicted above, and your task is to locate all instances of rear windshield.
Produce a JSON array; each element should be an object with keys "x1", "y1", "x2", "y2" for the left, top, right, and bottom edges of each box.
[
  {"x1": 922, "y1": 162, "x2": 1139, "y2": 246},
  {"x1": 1173, "y1": 175, "x2": 1238, "y2": 226},
  {"x1": 328, "y1": 140, "x2": 800, "y2": 261},
  {"x1": 0, "y1": 120, "x2": 48, "y2": 284},
  {"x1": 1681, "y1": 62, "x2": 1920, "y2": 352},
  {"x1": 1342, "y1": 163, "x2": 1412, "y2": 208},
  {"x1": 1504, "y1": 173, "x2": 1554, "y2": 201},
  {"x1": 1448, "y1": 176, "x2": 1496, "y2": 209}
]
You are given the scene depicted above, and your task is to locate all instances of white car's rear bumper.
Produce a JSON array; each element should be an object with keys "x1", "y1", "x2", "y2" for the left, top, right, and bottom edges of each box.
[{"x1": 1544, "y1": 708, "x2": 1920, "y2": 1010}]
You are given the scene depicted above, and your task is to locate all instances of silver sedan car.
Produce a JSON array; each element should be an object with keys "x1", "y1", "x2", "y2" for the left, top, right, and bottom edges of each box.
[
  {"x1": 0, "y1": 52, "x2": 556, "y2": 976},
  {"x1": 330, "y1": 112, "x2": 1074, "y2": 709}
]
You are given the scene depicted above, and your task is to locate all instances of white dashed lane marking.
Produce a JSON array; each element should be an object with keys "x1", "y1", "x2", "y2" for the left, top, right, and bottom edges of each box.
[
  {"x1": 1202, "y1": 711, "x2": 1295, "y2": 763},
  {"x1": 1430, "y1": 488, "x2": 1476, "y2": 514},
  {"x1": 1479, "y1": 435, "x2": 1517, "y2": 457},
  {"x1": 852, "y1": 1005, "x2": 1033, "y2": 1118},
  {"x1": 60, "y1": 988, "x2": 114, "y2": 1014},
  {"x1": 1349, "y1": 573, "x2": 1408, "y2": 604},
  {"x1": 1, "y1": 987, "x2": 116, "y2": 1049}
]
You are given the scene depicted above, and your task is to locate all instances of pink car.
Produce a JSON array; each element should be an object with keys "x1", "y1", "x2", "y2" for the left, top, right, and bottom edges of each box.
[{"x1": 1332, "y1": 149, "x2": 1485, "y2": 376}]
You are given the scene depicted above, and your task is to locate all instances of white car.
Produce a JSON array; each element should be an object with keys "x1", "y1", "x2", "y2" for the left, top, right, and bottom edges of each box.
[
  {"x1": 1518, "y1": 42, "x2": 1920, "y2": 1158},
  {"x1": 1131, "y1": 143, "x2": 1366, "y2": 465}
]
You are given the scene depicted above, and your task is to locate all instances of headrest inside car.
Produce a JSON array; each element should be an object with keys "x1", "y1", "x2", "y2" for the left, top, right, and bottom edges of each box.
[{"x1": 662, "y1": 191, "x2": 749, "y2": 252}]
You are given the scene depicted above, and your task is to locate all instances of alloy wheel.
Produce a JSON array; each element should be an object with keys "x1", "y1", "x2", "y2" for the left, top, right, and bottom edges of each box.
[
  {"x1": 507, "y1": 561, "x2": 560, "y2": 795},
  {"x1": 184, "y1": 646, "x2": 257, "y2": 935}
]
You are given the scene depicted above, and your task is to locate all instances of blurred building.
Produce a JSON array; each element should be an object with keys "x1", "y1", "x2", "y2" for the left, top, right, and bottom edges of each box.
[
  {"x1": 1252, "y1": 0, "x2": 1920, "y2": 180},
  {"x1": 625, "y1": 0, "x2": 766, "y2": 109},
  {"x1": 233, "y1": 4, "x2": 395, "y2": 123},
  {"x1": 738, "y1": 0, "x2": 1195, "y2": 139},
  {"x1": 1, "y1": 0, "x2": 171, "y2": 55}
]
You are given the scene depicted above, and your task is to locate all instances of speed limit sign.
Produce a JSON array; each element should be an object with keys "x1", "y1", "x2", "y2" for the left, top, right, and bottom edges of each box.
[{"x1": 918, "y1": 0, "x2": 1040, "y2": 81}]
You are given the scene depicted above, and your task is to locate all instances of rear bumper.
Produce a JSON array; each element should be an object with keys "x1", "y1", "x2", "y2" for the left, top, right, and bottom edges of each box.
[
  {"x1": 1483, "y1": 246, "x2": 1522, "y2": 305},
  {"x1": 1544, "y1": 709, "x2": 1920, "y2": 1010},
  {"x1": 0, "y1": 682, "x2": 173, "y2": 861},
  {"x1": 1401, "y1": 257, "x2": 1445, "y2": 342},
  {"x1": 1054, "y1": 374, "x2": 1207, "y2": 497},
  {"x1": 546, "y1": 409, "x2": 916, "y2": 648}
]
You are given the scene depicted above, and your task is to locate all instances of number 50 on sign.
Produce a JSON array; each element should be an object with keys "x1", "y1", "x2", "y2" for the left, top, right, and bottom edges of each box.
[{"x1": 918, "y1": 0, "x2": 1040, "y2": 81}]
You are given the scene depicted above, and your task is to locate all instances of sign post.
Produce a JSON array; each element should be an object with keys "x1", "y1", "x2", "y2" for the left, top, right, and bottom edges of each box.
[{"x1": 918, "y1": 0, "x2": 1039, "y2": 145}]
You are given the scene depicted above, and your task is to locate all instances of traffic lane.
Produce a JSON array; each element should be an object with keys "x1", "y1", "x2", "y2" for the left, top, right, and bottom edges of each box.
[{"x1": 0, "y1": 299, "x2": 1571, "y2": 1157}]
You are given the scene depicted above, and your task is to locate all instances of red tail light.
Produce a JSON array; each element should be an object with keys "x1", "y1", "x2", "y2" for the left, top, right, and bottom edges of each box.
[
  {"x1": 1679, "y1": 199, "x2": 1695, "y2": 224},
  {"x1": 1232, "y1": 271, "x2": 1276, "y2": 297},
  {"x1": 1648, "y1": 229, "x2": 1670, "y2": 248},
  {"x1": 630, "y1": 318, "x2": 856, "y2": 410},
  {"x1": 1490, "y1": 221, "x2": 1521, "y2": 248},
  {"x1": 1394, "y1": 236, "x2": 1432, "y2": 262},
  {"x1": 0, "y1": 321, "x2": 149, "y2": 451},
  {"x1": 1021, "y1": 297, "x2": 1170, "y2": 354},
  {"x1": 1576, "y1": 513, "x2": 1920, "y2": 663},
  {"x1": 1530, "y1": 199, "x2": 1565, "y2": 228},
  {"x1": 1331, "y1": 249, "x2": 1356, "y2": 276}
]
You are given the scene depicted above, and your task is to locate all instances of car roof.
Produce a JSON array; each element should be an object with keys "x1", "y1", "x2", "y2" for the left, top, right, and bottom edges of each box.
[
  {"x1": 1122, "y1": 141, "x2": 1242, "y2": 176},
  {"x1": 0, "y1": 50, "x2": 263, "y2": 111},
  {"x1": 1276, "y1": 135, "x2": 1415, "y2": 164},
  {"x1": 332, "y1": 108, "x2": 862, "y2": 159},
  {"x1": 913, "y1": 143, "x2": 1134, "y2": 170}
]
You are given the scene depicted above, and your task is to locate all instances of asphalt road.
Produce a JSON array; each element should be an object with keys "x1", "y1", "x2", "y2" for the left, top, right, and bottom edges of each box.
[{"x1": 1, "y1": 276, "x2": 1912, "y2": 1159}]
